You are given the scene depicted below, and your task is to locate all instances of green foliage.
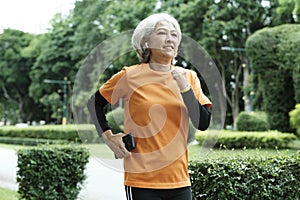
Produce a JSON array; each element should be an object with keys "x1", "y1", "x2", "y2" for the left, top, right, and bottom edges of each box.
[
  {"x1": 189, "y1": 152, "x2": 300, "y2": 199},
  {"x1": 17, "y1": 145, "x2": 89, "y2": 200},
  {"x1": 0, "y1": 29, "x2": 36, "y2": 123},
  {"x1": 195, "y1": 130, "x2": 297, "y2": 149},
  {"x1": 276, "y1": 0, "x2": 300, "y2": 23},
  {"x1": 0, "y1": 136, "x2": 67, "y2": 146},
  {"x1": 236, "y1": 111, "x2": 269, "y2": 131},
  {"x1": 106, "y1": 107, "x2": 124, "y2": 134},
  {"x1": 1, "y1": 0, "x2": 297, "y2": 128},
  {"x1": 289, "y1": 104, "x2": 300, "y2": 137},
  {"x1": 246, "y1": 24, "x2": 300, "y2": 132},
  {"x1": 29, "y1": 14, "x2": 78, "y2": 124},
  {"x1": 0, "y1": 125, "x2": 99, "y2": 143}
]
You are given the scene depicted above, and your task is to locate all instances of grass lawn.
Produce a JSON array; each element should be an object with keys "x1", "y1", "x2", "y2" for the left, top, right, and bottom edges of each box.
[
  {"x1": 84, "y1": 140, "x2": 299, "y2": 160},
  {"x1": 1, "y1": 141, "x2": 299, "y2": 161},
  {"x1": 0, "y1": 187, "x2": 18, "y2": 200}
]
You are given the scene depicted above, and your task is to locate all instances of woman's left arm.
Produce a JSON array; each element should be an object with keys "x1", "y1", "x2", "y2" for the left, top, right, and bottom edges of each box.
[
  {"x1": 171, "y1": 68, "x2": 211, "y2": 131},
  {"x1": 181, "y1": 89, "x2": 211, "y2": 131}
]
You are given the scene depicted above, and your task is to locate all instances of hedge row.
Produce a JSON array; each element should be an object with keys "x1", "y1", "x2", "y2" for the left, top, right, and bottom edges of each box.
[
  {"x1": 17, "y1": 145, "x2": 90, "y2": 200},
  {"x1": 236, "y1": 111, "x2": 269, "y2": 131},
  {"x1": 0, "y1": 124, "x2": 100, "y2": 143},
  {"x1": 195, "y1": 130, "x2": 297, "y2": 149},
  {"x1": 0, "y1": 136, "x2": 67, "y2": 146},
  {"x1": 189, "y1": 153, "x2": 300, "y2": 200}
]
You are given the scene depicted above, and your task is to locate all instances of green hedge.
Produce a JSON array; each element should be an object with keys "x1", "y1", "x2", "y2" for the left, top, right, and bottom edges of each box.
[
  {"x1": 289, "y1": 104, "x2": 300, "y2": 138},
  {"x1": 106, "y1": 107, "x2": 124, "y2": 134},
  {"x1": 189, "y1": 153, "x2": 300, "y2": 200},
  {"x1": 195, "y1": 130, "x2": 297, "y2": 149},
  {"x1": 236, "y1": 112, "x2": 269, "y2": 131},
  {"x1": 17, "y1": 145, "x2": 89, "y2": 200},
  {"x1": 0, "y1": 136, "x2": 67, "y2": 146},
  {"x1": 0, "y1": 124, "x2": 100, "y2": 143}
]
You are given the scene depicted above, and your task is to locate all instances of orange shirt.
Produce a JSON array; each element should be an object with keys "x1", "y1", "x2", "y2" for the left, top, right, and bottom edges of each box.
[{"x1": 100, "y1": 63, "x2": 211, "y2": 189}]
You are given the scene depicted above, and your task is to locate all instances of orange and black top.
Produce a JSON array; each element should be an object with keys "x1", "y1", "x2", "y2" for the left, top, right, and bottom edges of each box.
[{"x1": 90, "y1": 63, "x2": 211, "y2": 189}]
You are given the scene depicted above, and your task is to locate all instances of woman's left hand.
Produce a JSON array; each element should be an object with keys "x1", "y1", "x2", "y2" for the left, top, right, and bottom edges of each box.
[{"x1": 171, "y1": 68, "x2": 190, "y2": 90}]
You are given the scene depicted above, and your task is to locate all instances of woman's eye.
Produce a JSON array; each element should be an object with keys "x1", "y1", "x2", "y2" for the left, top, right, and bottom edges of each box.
[
  {"x1": 158, "y1": 31, "x2": 166, "y2": 35},
  {"x1": 172, "y1": 33, "x2": 178, "y2": 37}
]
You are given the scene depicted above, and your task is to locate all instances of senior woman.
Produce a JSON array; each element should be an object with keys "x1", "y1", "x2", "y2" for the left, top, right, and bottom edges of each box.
[{"x1": 87, "y1": 13, "x2": 212, "y2": 200}]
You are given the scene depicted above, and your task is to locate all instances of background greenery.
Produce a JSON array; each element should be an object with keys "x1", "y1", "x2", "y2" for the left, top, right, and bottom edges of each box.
[{"x1": 0, "y1": 0, "x2": 299, "y2": 134}]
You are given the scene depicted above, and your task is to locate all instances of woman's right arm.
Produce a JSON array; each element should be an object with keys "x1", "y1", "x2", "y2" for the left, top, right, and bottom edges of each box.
[{"x1": 87, "y1": 90, "x2": 130, "y2": 158}]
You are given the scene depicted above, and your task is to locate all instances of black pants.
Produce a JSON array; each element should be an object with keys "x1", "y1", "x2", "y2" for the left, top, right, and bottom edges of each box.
[{"x1": 125, "y1": 186, "x2": 192, "y2": 200}]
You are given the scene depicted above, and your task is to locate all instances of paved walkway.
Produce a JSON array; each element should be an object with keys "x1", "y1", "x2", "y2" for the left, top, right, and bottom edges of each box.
[{"x1": 0, "y1": 148, "x2": 126, "y2": 200}]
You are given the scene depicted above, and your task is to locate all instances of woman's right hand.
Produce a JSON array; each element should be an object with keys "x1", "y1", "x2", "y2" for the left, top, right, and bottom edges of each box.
[{"x1": 102, "y1": 130, "x2": 131, "y2": 159}]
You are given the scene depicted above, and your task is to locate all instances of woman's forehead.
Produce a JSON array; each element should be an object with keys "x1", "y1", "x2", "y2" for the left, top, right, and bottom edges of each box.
[{"x1": 154, "y1": 21, "x2": 177, "y2": 31}]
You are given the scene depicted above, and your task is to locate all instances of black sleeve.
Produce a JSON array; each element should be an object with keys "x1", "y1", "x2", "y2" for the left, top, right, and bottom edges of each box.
[
  {"x1": 181, "y1": 89, "x2": 211, "y2": 131},
  {"x1": 87, "y1": 90, "x2": 111, "y2": 136}
]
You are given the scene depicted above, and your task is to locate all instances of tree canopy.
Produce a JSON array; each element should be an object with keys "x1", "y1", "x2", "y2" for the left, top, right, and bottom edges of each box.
[{"x1": 0, "y1": 0, "x2": 299, "y2": 129}]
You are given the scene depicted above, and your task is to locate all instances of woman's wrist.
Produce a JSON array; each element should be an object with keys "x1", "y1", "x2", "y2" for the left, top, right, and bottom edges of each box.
[
  {"x1": 102, "y1": 129, "x2": 113, "y2": 140},
  {"x1": 180, "y1": 85, "x2": 191, "y2": 93}
]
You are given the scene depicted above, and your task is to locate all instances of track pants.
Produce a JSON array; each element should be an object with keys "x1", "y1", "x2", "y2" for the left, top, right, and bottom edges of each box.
[{"x1": 125, "y1": 186, "x2": 192, "y2": 200}]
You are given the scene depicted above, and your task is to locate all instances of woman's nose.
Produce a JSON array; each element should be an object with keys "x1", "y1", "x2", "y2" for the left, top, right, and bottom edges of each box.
[{"x1": 165, "y1": 33, "x2": 173, "y2": 43}]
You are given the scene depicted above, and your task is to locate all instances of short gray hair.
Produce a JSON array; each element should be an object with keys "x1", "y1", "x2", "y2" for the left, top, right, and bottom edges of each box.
[{"x1": 131, "y1": 13, "x2": 182, "y2": 63}]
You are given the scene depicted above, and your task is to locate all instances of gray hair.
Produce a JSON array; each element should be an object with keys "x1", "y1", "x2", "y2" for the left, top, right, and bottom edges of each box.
[{"x1": 131, "y1": 13, "x2": 182, "y2": 63}]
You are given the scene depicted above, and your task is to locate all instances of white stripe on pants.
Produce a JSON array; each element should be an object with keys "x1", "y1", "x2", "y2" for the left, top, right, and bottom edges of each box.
[{"x1": 125, "y1": 186, "x2": 133, "y2": 200}]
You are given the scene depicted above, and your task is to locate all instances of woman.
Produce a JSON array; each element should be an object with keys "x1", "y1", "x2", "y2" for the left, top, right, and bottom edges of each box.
[{"x1": 87, "y1": 13, "x2": 212, "y2": 200}]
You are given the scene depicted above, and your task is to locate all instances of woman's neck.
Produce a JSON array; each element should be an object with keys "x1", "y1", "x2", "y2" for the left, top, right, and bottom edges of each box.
[
  {"x1": 149, "y1": 57, "x2": 172, "y2": 72},
  {"x1": 149, "y1": 63, "x2": 171, "y2": 72}
]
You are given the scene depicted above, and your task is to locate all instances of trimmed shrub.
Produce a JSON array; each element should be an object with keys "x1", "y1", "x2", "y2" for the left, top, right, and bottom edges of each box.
[
  {"x1": 236, "y1": 112, "x2": 269, "y2": 131},
  {"x1": 0, "y1": 136, "x2": 67, "y2": 146},
  {"x1": 189, "y1": 153, "x2": 300, "y2": 200},
  {"x1": 195, "y1": 130, "x2": 297, "y2": 149},
  {"x1": 246, "y1": 24, "x2": 300, "y2": 132},
  {"x1": 289, "y1": 104, "x2": 300, "y2": 138},
  {"x1": 0, "y1": 124, "x2": 98, "y2": 143},
  {"x1": 17, "y1": 145, "x2": 89, "y2": 200},
  {"x1": 106, "y1": 107, "x2": 124, "y2": 134}
]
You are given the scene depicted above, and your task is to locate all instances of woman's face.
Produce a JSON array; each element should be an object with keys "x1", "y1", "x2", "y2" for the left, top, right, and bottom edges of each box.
[{"x1": 148, "y1": 21, "x2": 180, "y2": 62}]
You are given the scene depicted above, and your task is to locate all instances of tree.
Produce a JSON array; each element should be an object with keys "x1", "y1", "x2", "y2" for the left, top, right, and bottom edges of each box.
[
  {"x1": 246, "y1": 24, "x2": 300, "y2": 132},
  {"x1": 275, "y1": 0, "x2": 300, "y2": 23},
  {"x1": 0, "y1": 29, "x2": 35, "y2": 123},
  {"x1": 29, "y1": 14, "x2": 78, "y2": 124}
]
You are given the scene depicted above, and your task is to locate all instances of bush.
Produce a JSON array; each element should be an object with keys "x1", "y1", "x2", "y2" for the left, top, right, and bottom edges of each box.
[
  {"x1": 0, "y1": 136, "x2": 67, "y2": 146},
  {"x1": 289, "y1": 104, "x2": 300, "y2": 138},
  {"x1": 17, "y1": 145, "x2": 89, "y2": 200},
  {"x1": 246, "y1": 24, "x2": 300, "y2": 132},
  {"x1": 195, "y1": 130, "x2": 297, "y2": 149},
  {"x1": 0, "y1": 124, "x2": 99, "y2": 143},
  {"x1": 189, "y1": 152, "x2": 300, "y2": 200},
  {"x1": 236, "y1": 112, "x2": 269, "y2": 131},
  {"x1": 106, "y1": 107, "x2": 124, "y2": 134}
]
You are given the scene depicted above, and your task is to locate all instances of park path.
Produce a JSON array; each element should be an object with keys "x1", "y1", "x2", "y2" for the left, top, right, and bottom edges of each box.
[{"x1": 0, "y1": 148, "x2": 126, "y2": 200}]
